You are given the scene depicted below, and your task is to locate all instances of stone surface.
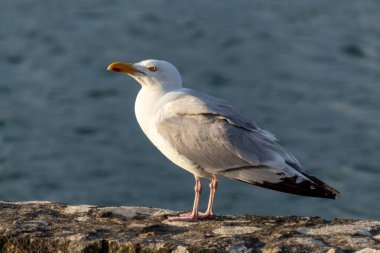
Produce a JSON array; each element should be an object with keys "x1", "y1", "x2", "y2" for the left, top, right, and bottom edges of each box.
[{"x1": 0, "y1": 201, "x2": 379, "y2": 253}]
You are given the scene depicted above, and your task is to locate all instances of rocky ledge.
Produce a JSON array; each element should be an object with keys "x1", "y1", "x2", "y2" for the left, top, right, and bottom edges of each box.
[{"x1": 0, "y1": 201, "x2": 379, "y2": 253}]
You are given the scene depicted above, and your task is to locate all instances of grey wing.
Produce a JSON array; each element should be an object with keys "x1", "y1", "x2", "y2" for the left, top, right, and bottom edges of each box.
[
  {"x1": 158, "y1": 112, "x2": 298, "y2": 178},
  {"x1": 157, "y1": 92, "x2": 340, "y2": 199},
  {"x1": 161, "y1": 89, "x2": 300, "y2": 170}
]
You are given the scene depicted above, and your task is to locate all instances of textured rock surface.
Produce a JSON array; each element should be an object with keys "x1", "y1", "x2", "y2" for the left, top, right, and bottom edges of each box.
[{"x1": 0, "y1": 201, "x2": 379, "y2": 253}]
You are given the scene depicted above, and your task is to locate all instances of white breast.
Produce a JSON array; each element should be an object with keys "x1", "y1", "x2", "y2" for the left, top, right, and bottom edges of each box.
[{"x1": 134, "y1": 88, "x2": 213, "y2": 179}]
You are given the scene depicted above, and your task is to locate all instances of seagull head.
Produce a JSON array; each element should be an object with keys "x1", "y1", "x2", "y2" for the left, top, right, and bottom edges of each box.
[{"x1": 107, "y1": 59, "x2": 182, "y2": 91}]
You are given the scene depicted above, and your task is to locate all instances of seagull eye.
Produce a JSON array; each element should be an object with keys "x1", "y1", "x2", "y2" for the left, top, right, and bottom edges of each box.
[{"x1": 148, "y1": 66, "x2": 157, "y2": 72}]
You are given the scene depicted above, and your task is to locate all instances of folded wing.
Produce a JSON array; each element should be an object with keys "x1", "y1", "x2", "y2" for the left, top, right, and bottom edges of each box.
[{"x1": 157, "y1": 89, "x2": 340, "y2": 199}]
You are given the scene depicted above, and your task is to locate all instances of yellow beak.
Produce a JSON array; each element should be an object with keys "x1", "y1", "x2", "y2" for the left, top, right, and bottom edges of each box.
[{"x1": 107, "y1": 62, "x2": 141, "y2": 75}]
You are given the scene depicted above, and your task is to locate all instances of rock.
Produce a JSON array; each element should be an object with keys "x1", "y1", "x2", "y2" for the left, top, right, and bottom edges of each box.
[
  {"x1": 355, "y1": 248, "x2": 380, "y2": 253},
  {"x1": 0, "y1": 201, "x2": 379, "y2": 253}
]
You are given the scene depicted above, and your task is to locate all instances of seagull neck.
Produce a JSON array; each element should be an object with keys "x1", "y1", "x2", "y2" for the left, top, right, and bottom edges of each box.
[{"x1": 142, "y1": 83, "x2": 182, "y2": 95}]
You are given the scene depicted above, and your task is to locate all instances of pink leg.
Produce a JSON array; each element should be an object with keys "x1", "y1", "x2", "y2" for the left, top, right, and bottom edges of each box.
[
  {"x1": 179, "y1": 178, "x2": 218, "y2": 219},
  {"x1": 200, "y1": 178, "x2": 218, "y2": 218},
  {"x1": 167, "y1": 177, "x2": 202, "y2": 222}
]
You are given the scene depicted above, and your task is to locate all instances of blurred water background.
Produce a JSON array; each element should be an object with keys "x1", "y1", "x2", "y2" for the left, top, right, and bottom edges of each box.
[{"x1": 0, "y1": 0, "x2": 379, "y2": 220}]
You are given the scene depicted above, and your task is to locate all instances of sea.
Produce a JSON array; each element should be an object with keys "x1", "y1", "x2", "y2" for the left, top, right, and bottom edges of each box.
[{"x1": 0, "y1": 0, "x2": 379, "y2": 220}]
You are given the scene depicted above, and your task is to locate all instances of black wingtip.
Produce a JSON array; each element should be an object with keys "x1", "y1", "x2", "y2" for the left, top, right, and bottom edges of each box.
[
  {"x1": 307, "y1": 175, "x2": 341, "y2": 199},
  {"x1": 283, "y1": 162, "x2": 341, "y2": 199},
  {"x1": 237, "y1": 174, "x2": 341, "y2": 199}
]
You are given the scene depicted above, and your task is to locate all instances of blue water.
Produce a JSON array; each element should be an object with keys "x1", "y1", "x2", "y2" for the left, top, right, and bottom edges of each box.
[{"x1": 0, "y1": 1, "x2": 379, "y2": 220}]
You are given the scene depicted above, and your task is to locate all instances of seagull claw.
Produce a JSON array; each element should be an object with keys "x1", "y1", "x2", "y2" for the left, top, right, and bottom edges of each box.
[
  {"x1": 167, "y1": 213, "x2": 199, "y2": 222},
  {"x1": 166, "y1": 211, "x2": 213, "y2": 222}
]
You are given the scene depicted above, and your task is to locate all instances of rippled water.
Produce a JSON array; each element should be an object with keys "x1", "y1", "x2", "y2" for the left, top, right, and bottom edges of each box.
[{"x1": 0, "y1": 1, "x2": 379, "y2": 220}]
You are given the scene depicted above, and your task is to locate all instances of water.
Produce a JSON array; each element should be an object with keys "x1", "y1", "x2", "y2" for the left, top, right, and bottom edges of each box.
[{"x1": 0, "y1": 0, "x2": 379, "y2": 220}]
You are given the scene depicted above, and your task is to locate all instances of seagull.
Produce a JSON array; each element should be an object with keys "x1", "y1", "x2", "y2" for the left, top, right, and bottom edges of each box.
[{"x1": 107, "y1": 59, "x2": 340, "y2": 222}]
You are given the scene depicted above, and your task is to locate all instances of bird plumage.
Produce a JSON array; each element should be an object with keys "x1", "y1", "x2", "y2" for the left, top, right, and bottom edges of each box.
[
  {"x1": 156, "y1": 89, "x2": 340, "y2": 199},
  {"x1": 108, "y1": 59, "x2": 340, "y2": 221}
]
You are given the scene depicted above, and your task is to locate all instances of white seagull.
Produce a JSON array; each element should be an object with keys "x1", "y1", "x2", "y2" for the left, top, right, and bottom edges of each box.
[{"x1": 107, "y1": 59, "x2": 340, "y2": 222}]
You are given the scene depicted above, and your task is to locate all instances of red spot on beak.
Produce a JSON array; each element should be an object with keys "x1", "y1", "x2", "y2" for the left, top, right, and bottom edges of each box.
[{"x1": 111, "y1": 67, "x2": 122, "y2": 72}]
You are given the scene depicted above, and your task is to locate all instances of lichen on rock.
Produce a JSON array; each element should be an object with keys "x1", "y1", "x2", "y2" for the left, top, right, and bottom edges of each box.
[{"x1": 0, "y1": 201, "x2": 379, "y2": 252}]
